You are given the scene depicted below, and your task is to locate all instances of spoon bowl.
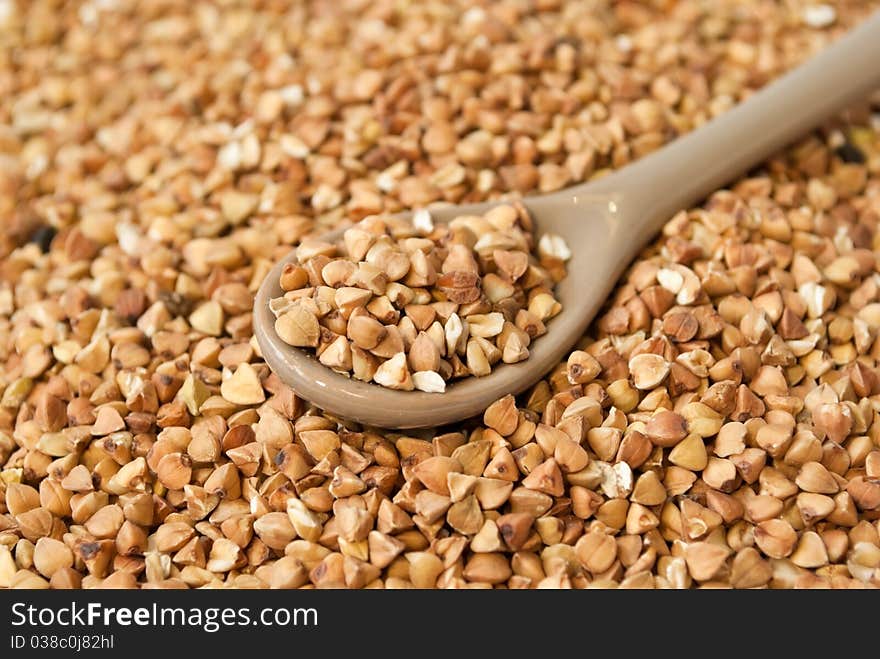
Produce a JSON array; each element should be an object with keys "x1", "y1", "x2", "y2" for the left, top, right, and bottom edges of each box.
[
  {"x1": 255, "y1": 13, "x2": 880, "y2": 428},
  {"x1": 254, "y1": 191, "x2": 626, "y2": 428}
]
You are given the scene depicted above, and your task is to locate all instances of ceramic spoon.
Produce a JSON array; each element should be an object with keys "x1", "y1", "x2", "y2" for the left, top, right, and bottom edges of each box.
[{"x1": 254, "y1": 13, "x2": 880, "y2": 428}]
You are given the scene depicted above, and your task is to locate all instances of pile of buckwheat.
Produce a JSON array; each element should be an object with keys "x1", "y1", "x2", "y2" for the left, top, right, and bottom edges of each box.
[
  {"x1": 1, "y1": 0, "x2": 880, "y2": 589},
  {"x1": 269, "y1": 204, "x2": 568, "y2": 391}
]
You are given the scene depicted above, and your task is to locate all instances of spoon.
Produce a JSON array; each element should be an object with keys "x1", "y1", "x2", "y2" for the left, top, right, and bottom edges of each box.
[{"x1": 255, "y1": 13, "x2": 880, "y2": 429}]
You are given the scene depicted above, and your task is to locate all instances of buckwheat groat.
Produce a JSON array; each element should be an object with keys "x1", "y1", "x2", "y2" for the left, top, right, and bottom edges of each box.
[{"x1": 0, "y1": 0, "x2": 878, "y2": 589}]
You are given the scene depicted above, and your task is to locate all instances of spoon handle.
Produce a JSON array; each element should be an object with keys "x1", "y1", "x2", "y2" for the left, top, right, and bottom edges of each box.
[{"x1": 585, "y1": 11, "x2": 880, "y2": 237}]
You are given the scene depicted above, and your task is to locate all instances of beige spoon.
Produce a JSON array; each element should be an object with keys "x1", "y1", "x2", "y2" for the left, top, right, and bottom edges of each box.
[{"x1": 255, "y1": 13, "x2": 880, "y2": 429}]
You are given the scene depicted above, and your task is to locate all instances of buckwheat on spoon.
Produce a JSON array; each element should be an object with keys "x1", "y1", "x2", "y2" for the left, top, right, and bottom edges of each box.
[{"x1": 268, "y1": 203, "x2": 569, "y2": 393}]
